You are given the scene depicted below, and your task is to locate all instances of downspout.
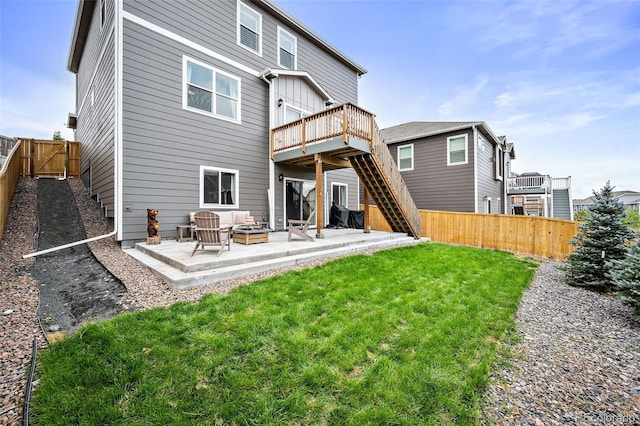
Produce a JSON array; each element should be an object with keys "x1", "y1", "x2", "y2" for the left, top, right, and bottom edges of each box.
[
  {"x1": 472, "y1": 125, "x2": 478, "y2": 213},
  {"x1": 260, "y1": 70, "x2": 276, "y2": 230},
  {"x1": 23, "y1": 231, "x2": 117, "y2": 259},
  {"x1": 115, "y1": 0, "x2": 123, "y2": 240}
]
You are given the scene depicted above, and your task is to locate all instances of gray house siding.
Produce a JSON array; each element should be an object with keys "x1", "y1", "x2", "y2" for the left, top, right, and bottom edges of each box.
[
  {"x1": 121, "y1": 19, "x2": 269, "y2": 241},
  {"x1": 76, "y1": 0, "x2": 116, "y2": 217},
  {"x1": 388, "y1": 129, "x2": 475, "y2": 212},
  {"x1": 72, "y1": 0, "x2": 363, "y2": 241},
  {"x1": 475, "y1": 130, "x2": 503, "y2": 214}
]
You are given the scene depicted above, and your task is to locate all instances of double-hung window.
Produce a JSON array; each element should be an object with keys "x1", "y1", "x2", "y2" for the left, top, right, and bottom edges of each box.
[
  {"x1": 397, "y1": 144, "x2": 414, "y2": 171},
  {"x1": 278, "y1": 27, "x2": 297, "y2": 70},
  {"x1": 238, "y1": 2, "x2": 261, "y2": 55},
  {"x1": 200, "y1": 166, "x2": 239, "y2": 208},
  {"x1": 284, "y1": 105, "x2": 309, "y2": 124},
  {"x1": 447, "y1": 134, "x2": 468, "y2": 166},
  {"x1": 184, "y1": 57, "x2": 241, "y2": 123}
]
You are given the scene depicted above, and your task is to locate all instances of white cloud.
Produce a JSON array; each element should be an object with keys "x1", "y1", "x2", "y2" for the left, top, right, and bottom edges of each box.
[{"x1": 437, "y1": 76, "x2": 489, "y2": 118}]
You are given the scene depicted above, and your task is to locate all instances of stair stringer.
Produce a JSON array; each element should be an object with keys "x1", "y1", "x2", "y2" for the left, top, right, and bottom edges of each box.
[{"x1": 350, "y1": 124, "x2": 421, "y2": 239}]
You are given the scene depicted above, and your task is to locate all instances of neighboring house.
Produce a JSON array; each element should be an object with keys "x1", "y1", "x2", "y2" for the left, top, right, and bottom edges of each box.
[
  {"x1": 66, "y1": 0, "x2": 373, "y2": 245},
  {"x1": 381, "y1": 121, "x2": 510, "y2": 214},
  {"x1": 574, "y1": 190, "x2": 640, "y2": 213}
]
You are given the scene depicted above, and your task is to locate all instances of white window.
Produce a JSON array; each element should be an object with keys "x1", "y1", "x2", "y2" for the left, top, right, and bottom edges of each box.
[
  {"x1": 332, "y1": 183, "x2": 348, "y2": 207},
  {"x1": 100, "y1": 0, "x2": 105, "y2": 29},
  {"x1": 183, "y1": 57, "x2": 241, "y2": 123},
  {"x1": 447, "y1": 134, "x2": 468, "y2": 166},
  {"x1": 495, "y1": 144, "x2": 504, "y2": 181},
  {"x1": 200, "y1": 166, "x2": 239, "y2": 208},
  {"x1": 484, "y1": 197, "x2": 492, "y2": 214},
  {"x1": 284, "y1": 104, "x2": 309, "y2": 124},
  {"x1": 397, "y1": 144, "x2": 414, "y2": 171},
  {"x1": 238, "y1": 2, "x2": 261, "y2": 55},
  {"x1": 278, "y1": 27, "x2": 297, "y2": 70}
]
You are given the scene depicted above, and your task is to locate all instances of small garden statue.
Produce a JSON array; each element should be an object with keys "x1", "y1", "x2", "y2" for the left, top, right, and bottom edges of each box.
[{"x1": 147, "y1": 209, "x2": 160, "y2": 244}]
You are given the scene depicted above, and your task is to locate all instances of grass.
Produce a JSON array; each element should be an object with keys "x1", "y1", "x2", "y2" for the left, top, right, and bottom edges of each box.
[{"x1": 31, "y1": 243, "x2": 537, "y2": 425}]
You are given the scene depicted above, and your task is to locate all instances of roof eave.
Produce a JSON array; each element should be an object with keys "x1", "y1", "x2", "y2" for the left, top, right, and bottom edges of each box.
[
  {"x1": 256, "y1": 0, "x2": 367, "y2": 76},
  {"x1": 67, "y1": 0, "x2": 96, "y2": 74},
  {"x1": 385, "y1": 122, "x2": 483, "y2": 144},
  {"x1": 260, "y1": 68, "x2": 336, "y2": 104}
]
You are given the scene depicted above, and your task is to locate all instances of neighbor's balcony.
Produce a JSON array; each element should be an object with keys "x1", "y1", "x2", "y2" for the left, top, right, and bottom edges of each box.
[
  {"x1": 270, "y1": 103, "x2": 376, "y2": 169},
  {"x1": 506, "y1": 175, "x2": 551, "y2": 194}
]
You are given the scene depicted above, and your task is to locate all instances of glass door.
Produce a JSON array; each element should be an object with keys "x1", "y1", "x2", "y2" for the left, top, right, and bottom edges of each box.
[{"x1": 285, "y1": 179, "x2": 316, "y2": 225}]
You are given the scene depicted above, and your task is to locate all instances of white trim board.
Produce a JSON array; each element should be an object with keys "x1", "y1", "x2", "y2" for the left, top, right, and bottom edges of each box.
[{"x1": 122, "y1": 10, "x2": 261, "y2": 78}]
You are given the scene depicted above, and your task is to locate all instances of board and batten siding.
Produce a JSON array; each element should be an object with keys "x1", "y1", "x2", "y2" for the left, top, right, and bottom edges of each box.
[
  {"x1": 272, "y1": 76, "x2": 326, "y2": 127},
  {"x1": 121, "y1": 19, "x2": 269, "y2": 242},
  {"x1": 388, "y1": 129, "x2": 475, "y2": 212},
  {"x1": 475, "y1": 130, "x2": 504, "y2": 214},
  {"x1": 76, "y1": 0, "x2": 116, "y2": 217}
]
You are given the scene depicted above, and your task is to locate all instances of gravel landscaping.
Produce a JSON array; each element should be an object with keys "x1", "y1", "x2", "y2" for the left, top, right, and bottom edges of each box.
[{"x1": 1, "y1": 176, "x2": 638, "y2": 425}]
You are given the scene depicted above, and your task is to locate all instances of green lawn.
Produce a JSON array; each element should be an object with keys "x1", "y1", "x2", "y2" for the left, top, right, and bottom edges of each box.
[{"x1": 31, "y1": 243, "x2": 537, "y2": 425}]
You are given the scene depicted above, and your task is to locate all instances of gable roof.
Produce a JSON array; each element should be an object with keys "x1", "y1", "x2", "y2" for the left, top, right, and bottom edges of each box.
[
  {"x1": 259, "y1": 68, "x2": 335, "y2": 104},
  {"x1": 381, "y1": 121, "x2": 502, "y2": 146},
  {"x1": 67, "y1": 0, "x2": 367, "y2": 75}
]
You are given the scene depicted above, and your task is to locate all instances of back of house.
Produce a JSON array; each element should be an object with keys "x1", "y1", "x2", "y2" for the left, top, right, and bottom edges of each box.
[{"x1": 67, "y1": 0, "x2": 366, "y2": 244}]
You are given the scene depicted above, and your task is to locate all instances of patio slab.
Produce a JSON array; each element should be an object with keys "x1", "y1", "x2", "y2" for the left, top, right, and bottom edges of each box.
[{"x1": 124, "y1": 229, "x2": 426, "y2": 290}]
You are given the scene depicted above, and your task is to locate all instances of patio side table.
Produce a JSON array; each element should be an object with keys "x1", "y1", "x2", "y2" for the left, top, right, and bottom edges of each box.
[
  {"x1": 232, "y1": 228, "x2": 270, "y2": 245},
  {"x1": 176, "y1": 225, "x2": 195, "y2": 242}
]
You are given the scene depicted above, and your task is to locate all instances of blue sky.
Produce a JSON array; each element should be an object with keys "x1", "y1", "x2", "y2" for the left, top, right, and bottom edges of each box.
[{"x1": 1, "y1": 0, "x2": 639, "y2": 199}]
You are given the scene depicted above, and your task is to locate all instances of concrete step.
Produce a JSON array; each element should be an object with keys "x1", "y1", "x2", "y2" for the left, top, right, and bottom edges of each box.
[{"x1": 124, "y1": 232, "x2": 424, "y2": 290}]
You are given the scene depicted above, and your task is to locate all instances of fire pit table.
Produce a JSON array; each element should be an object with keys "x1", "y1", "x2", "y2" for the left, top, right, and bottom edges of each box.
[{"x1": 232, "y1": 224, "x2": 271, "y2": 245}]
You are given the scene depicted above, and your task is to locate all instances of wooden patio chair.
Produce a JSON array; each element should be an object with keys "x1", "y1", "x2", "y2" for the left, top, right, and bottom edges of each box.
[
  {"x1": 191, "y1": 211, "x2": 231, "y2": 256},
  {"x1": 288, "y1": 211, "x2": 316, "y2": 242}
]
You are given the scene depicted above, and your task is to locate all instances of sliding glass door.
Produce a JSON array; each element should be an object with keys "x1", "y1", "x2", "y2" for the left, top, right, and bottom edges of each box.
[{"x1": 285, "y1": 179, "x2": 316, "y2": 225}]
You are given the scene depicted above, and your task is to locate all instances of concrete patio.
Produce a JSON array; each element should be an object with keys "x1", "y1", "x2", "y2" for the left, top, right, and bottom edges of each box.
[{"x1": 124, "y1": 228, "x2": 425, "y2": 290}]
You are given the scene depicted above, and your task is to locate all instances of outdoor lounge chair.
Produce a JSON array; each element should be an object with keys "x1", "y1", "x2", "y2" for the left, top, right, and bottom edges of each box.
[
  {"x1": 191, "y1": 211, "x2": 231, "y2": 256},
  {"x1": 288, "y1": 211, "x2": 315, "y2": 242}
]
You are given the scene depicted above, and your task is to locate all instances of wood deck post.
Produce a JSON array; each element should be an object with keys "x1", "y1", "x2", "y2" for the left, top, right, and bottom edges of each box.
[{"x1": 315, "y1": 154, "x2": 324, "y2": 238}]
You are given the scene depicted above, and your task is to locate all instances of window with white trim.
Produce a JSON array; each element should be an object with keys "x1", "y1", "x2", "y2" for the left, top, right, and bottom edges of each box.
[
  {"x1": 484, "y1": 197, "x2": 492, "y2": 214},
  {"x1": 100, "y1": 0, "x2": 105, "y2": 29},
  {"x1": 397, "y1": 144, "x2": 414, "y2": 171},
  {"x1": 495, "y1": 144, "x2": 504, "y2": 180},
  {"x1": 238, "y1": 2, "x2": 261, "y2": 55},
  {"x1": 184, "y1": 57, "x2": 241, "y2": 122},
  {"x1": 278, "y1": 27, "x2": 297, "y2": 70},
  {"x1": 284, "y1": 104, "x2": 309, "y2": 124},
  {"x1": 447, "y1": 134, "x2": 468, "y2": 166},
  {"x1": 200, "y1": 166, "x2": 239, "y2": 208},
  {"x1": 332, "y1": 183, "x2": 348, "y2": 207}
]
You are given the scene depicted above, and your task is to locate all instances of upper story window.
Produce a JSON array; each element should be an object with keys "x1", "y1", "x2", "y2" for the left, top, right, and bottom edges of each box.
[
  {"x1": 447, "y1": 134, "x2": 468, "y2": 166},
  {"x1": 200, "y1": 166, "x2": 239, "y2": 208},
  {"x1": 495, "y1": 145, "x2": 504, "y2": 181},
  {"x1": 397, "y1": 144, "x2": 414, "y2": 171},
  {"x1": 238, "y1": 2, "x2": 262, "y2": 55},
  {"x1": 100, "y1": 0, "x2": 105, "y2": 29},
  {"x1": 278, "y1": 27, "x2": 297, "y2": 70},
  {"x1": 284, "y1": 104, "x2": 309, "y2": 123},
  {"x1": 184, "y1": 57, "x2": 241, "y2": 123}
]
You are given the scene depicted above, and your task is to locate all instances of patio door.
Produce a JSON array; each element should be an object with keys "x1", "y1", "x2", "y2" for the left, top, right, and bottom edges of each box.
[{"x1": 285, "y1": 179, "x2": 316, "y2": 226}]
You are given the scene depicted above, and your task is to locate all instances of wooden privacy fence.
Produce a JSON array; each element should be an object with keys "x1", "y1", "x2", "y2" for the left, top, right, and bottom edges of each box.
[
  {"x1": 364, "y1": 205, "x2": 579, "y2": 260},
  {"x1": 1, "y1": 138, "x2": 80, "y2": 240},
  {"x1": 18, "y1": 138, "x2": 80, "y2": 178},
  {"x1": 0, "y1": 139, "x2": 23, "y2": 240}
]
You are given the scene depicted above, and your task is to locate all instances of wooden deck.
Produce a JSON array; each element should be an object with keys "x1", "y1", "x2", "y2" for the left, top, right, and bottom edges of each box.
[{"x1": 271, "y1": 103, "x2": 421, "y2": 239}]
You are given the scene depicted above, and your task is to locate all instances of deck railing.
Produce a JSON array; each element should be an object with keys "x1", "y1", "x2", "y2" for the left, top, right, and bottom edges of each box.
[
  {"x1": 271, "y1": 103, "x2": 374, "y2": 158},
  {"x1": 507, "y1": 175, "x2": 550, "y2": 191},
  {"x1": 551, "y1": 176, "x2": 571, "y2": 190}
]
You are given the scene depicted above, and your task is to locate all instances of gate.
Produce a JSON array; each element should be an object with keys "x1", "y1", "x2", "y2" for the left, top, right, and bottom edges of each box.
[{"x1": 19, "y1": 138, "x2": 80, "y2": 177}]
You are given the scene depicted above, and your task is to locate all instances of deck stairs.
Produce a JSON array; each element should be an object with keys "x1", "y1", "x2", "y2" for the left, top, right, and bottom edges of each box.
[
  {"x1": 552, "y1": 188, "x2": 572, "y2": 220},
  {"x1": 271, "y1": 103, "x2": 421, "y2": 239}
]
